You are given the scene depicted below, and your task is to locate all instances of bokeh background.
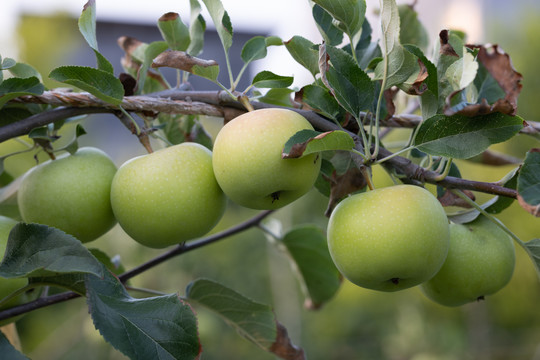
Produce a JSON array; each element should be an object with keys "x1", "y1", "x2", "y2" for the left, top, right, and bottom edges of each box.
[{"x1": 1, "y1": 0, "x2": 539, "y2": 359}]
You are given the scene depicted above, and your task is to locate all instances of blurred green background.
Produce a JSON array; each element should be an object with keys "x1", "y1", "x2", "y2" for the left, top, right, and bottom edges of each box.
[{"x1": 1, "y1": 2, "x2": 539, "y2": 360}]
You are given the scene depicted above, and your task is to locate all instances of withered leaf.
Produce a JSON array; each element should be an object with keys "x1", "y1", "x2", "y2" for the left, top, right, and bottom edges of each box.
[
  {"x1": 438, "y1": 189, "x2": 476, "y2": 208},
  {"x1": 439, "y1": 30, "x2": 459, "y2": 57},
  {"x1": 152, "y1": 50, "x2": 218, "y2": 73},
  {"x1": 518, "y1": 195, "x2": 540, "y2": 217},
  {"x1": 325, "y1": 167, "x2": 367, "y2": 217},
  {"x1": 284, "y1": 131, "x2": 334, "y2": 159},
  {"x1": 269, "y1": 322, "x2": 305, "y2": 360}
]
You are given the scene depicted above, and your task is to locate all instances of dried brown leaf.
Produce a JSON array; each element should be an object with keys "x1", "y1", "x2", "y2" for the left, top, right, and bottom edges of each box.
[
  {"x1": 325, "y1": 167, "x2": 367, "y2": 217},
  {"x1": 439, "y1": 30, "x2": 459, "y2": 57},
  {"x1": 438, "y1": 189, "x2": 476, "y2": 208},
  {"x1": 269, "y1": 322, "x2": 305, "y2": 360},
  {"x1": 402, "y1": 58, "x2": 429, "y2": 95},
  {"x1": 159, "y1": 12, "x2": 179, "y2": 22},
  {"x1": 518, "y1": 194, "x2": 540, "y2": 217},
  {"x1": 152, "y1": 50, "x2": 218, "y2": 73}
]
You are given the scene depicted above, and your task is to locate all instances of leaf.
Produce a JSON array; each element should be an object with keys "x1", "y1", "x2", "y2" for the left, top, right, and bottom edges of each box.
[
  {"x1": 158, "y1": 12, "x2": 191, "y2": 52},
  {"x1": 324, "y1": 45, "x2": 374, "y2": 117},
  {"x1": 152, "y1": 50, "x2": 218, "y2": 74},
  {"x1": 517, "y1": 149, "x2": 540, "y2": 216},
  {"x1": 8, "y1": 62, "x2": 42, "y2": 81},
  {"x1": 0, "y1": 77, "x2": 44, "y2": 109},
  {"x1": 186, "y1": 279, "x2": 304, "y2": 360},
  {"x1": 241, "y1": 36, "x2": 268, "y2": 64},
  {"x1": 78, "y1": 0, "x2": 114, "y2": 73},
  {"x1": 258, "y1": 88, "x2": 294, "y2": 107},
  {"x1": 136, "y1": 41, "x2": 170, "y2": 94},
  {"x1": 187, "y1": 0, "x2": 206, "y2": 56},
  {"x1": 298, "y1": 84, "x2": 342, "y2": 120},
  {"x1": 312, "y1": 4, "x2": 344, "y2": 46},
  {"x1": 445, "y1": 50, "x2": 478, "y2": 93},
  {"x1": 284, "y1": 36, "x2": 319, "y2": 77},
  {"x1": 49, "y1": 66, "x2": 123, "y2": 104},
  {"x1": 523, "y1": 239, "x2": 540, "y2": 279},
  {"x1": 86, "y1": 270, "x2": 201, "y2": 360},
  {"x1": 414, "y1": 113, "x2": 523, "y2": 159},
  {"x1": 252, "y1": 71, "x2": 293, "y2": 89},
  {"x1": 281, "y1": 226, "x2": 341, "y2": 309},
  {"x1": 202, "y1": 0, "x2": 233, "y2": 54},
  {"x1": 29, "y1": 273, "x2": 87, "y2": 295},
  {"x1": 1, "y1": 58, "x2": 16, "y2": 70},
  {"x1": 312, "y1": 0, "x2": 366, "y2": 40},
  {"x1": 0, "y1": 331, "x2": 29, "y2": 360},
  {"x1": 374, "y1": 0, "x2": 420, "y2": 89},
  {"x1": 398, "y1": 4, "x2": 429, "y2": 51},
  {"x1": 0, "y1": 223, "x2": 104, "y2": 280},
  {"x1": 282, "y1": 129, "x2": 354, "y2": 158}
]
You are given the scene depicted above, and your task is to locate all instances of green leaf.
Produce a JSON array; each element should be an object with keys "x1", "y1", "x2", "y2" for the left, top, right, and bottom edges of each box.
[
  {"x1": 187, "y1": 0, "x2": 206, "y2": 56},
  {"x1": 414, "y1": 113, "x2": 524, "y2": 159},
  {"x1": 78, "y1": 0, "x2": 114, "y2": 73},
  {"x1": 8, "y1": 62, "x2": 42, "y2": 81},
  {"x1": 282, "y1": 226, "x2": 341, "y2": 309},
  {"x1": 257, "y1": 88, "x2": 294, "y2": 107},
  {"x1": 485, "y1": 167, "x2": 519, "y2": 214},
  {"x1": 86, "y1": 270, "x2": 201, "y2": 360},
  {"x1": 300, "y1": 84, "x2": 342, "y2": 120},
  {"x1": 312, "y1": 4, "x2": 344, "y2": 46},
  {"x1": 325, "y1": 45, "x2": 374, "y2": 117},
  {"x1": 158, "y1": 12, "x2": 191, "y2": 51},
  {"x1": 374, "y1": 0, "x2": 419, "y2": 89},
  {"x1": 398, "y1": 4, "x2": 429, "y2": 51},
  {"x1": 137, "y1": 41, "x2": 170, "y2": 94},
  {"x1": 283, "y1": 129, "x2": 354, "y2": 158},
  {"x1": 202, "y1": 0, "x2": 233, "y2": 54},
  {"x1": 284, "y1": 36, "x2": 319, "y2": 77},
  {"x1": 192, "y1": 64, "x2": 220, "y2": 82},
  {"x1": 186, "y1": 279, "x2": 277, "y2": 348},
  {"x1": 49, "y1": 66, "x2": 123, "y2": 104},
  {"x1": 0, "y1": 223, "x2": 104, "y2": 279},
  {"x1": 312, "y1": 0, "x2": 366, "y2": 40},
  {"x1": 252, "y1": 71, "x2": 293, "y2": 89},
  {"x1": 241, "y1": 36, "x2": 268, "y2": 64},
  {"x1": 0, "y1": 106, "x2": 33, "y2": 127},
  {"x1": 0, "y1": 77, "x2": 44, "y2": 109},
  {"x1": 445, "y1": 51, "x2": 478, "y2": 91},
  {"x1": 0, "y1": 332, "x2": 29, "y2": 360},
  {"x1": 29, "y1": 273, "x2": 87, "y2": 295},
  {"x1": 1, "y1": 58, "x2": 16, "y2": 70},
  {"x1": 517, "y1": 149, "x2": 540, "y2": 216}
]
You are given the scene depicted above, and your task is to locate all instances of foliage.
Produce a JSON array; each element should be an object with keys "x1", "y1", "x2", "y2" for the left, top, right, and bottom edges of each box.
[{"x1": 0, "y1": 0, "x2": 539, "y2": 359}]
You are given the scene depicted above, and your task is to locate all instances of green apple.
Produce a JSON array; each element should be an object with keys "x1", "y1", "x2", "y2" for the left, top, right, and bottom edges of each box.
[
  {"x1": 421, "y1": 215, "x2": 515, "y2": 306},
  {"x1": 110, "y1": 142, "x2": 226, "y2": 248},
  {"x1": 327, "y1": 185, "x2": 450, "y2": 292},
  {"x1": 212, "y1": 108, "x2": 321, "y2": 210},
  {"x1": 17, "y1": 147, "x2": 117, "y2": 243}
]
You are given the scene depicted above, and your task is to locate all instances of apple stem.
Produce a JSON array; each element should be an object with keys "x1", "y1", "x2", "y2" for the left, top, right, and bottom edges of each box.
[
  {"x1": 434, "y1": 158, "x2": 453, "y2": 182},
  {"x1": 238, "y1": 95, "x2": 255, "y2": 112},
  {"x1": 359, "y1": 165, "x2": 375, "y2": 191}
]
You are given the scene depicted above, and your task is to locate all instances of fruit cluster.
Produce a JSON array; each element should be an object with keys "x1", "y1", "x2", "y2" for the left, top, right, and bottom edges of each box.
[{"x1": 9, "y1": 108, "x2": 515, "y2": 308}]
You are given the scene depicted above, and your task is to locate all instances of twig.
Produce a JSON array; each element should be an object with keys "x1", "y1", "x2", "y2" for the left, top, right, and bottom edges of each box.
[{"x1": 0, "y1": 210, "x2": 274, "y2": 322}]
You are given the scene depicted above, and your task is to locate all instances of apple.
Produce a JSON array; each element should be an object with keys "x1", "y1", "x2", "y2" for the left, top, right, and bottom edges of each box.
[
  {"x1": 110, "y1": 142, "x2": 226, "y2": 248},
  {"x1": 17, "y1": 147, "x2": 117, "y2": 243},
  {"x1": 327, "y1": 185, "x2": 450, "y2": 292},
  {"x1": 421, "y1": 215, "x2": 515, "y2": 306},
  {"x1": 212, "y1": 108, "x2": 321, "y2": 210}
]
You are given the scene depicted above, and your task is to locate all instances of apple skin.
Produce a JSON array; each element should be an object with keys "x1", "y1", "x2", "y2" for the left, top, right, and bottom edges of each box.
[
  {"x1": 110, "y1": 142, "x2": 226, "y2": 248},
  {"x1": 327, "y1": 185, "x2": 450, "y2": 292},
  {"x1": 212, "y1": 108, "x2": 322, "y2": 210},
  {"x1": 421, "y1": 215, "x2": 515, "y2": 307},
  {"x1": 17, "y1": 147, "x2": 117, "y2": 243}
]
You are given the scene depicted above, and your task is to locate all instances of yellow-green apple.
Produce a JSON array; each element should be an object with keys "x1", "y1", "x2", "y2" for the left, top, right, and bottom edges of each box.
[
  {"x1": 212, "y1": 108, "x2": 321, "y2": 210},
  {"x1": 110, "y1": 142, "x2": 226, "y2": 248},
  {"x1": 421, "y1": 215, "x2": 515, "y2": 306},
  {"x1": 327, "y1": 185, "x2": 450, "y2": 291},
  {"x1": 17, "y1": 147, "x2": 117, "y2": 243}
]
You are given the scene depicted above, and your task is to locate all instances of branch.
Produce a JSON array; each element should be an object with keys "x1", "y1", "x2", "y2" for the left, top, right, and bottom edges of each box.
[
  {"x1": 2, "y1": 89, "x2": 527, "y2": 199},
  {"x1": 0, "y1": 210, "x2": 274, "y2": 322}
]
